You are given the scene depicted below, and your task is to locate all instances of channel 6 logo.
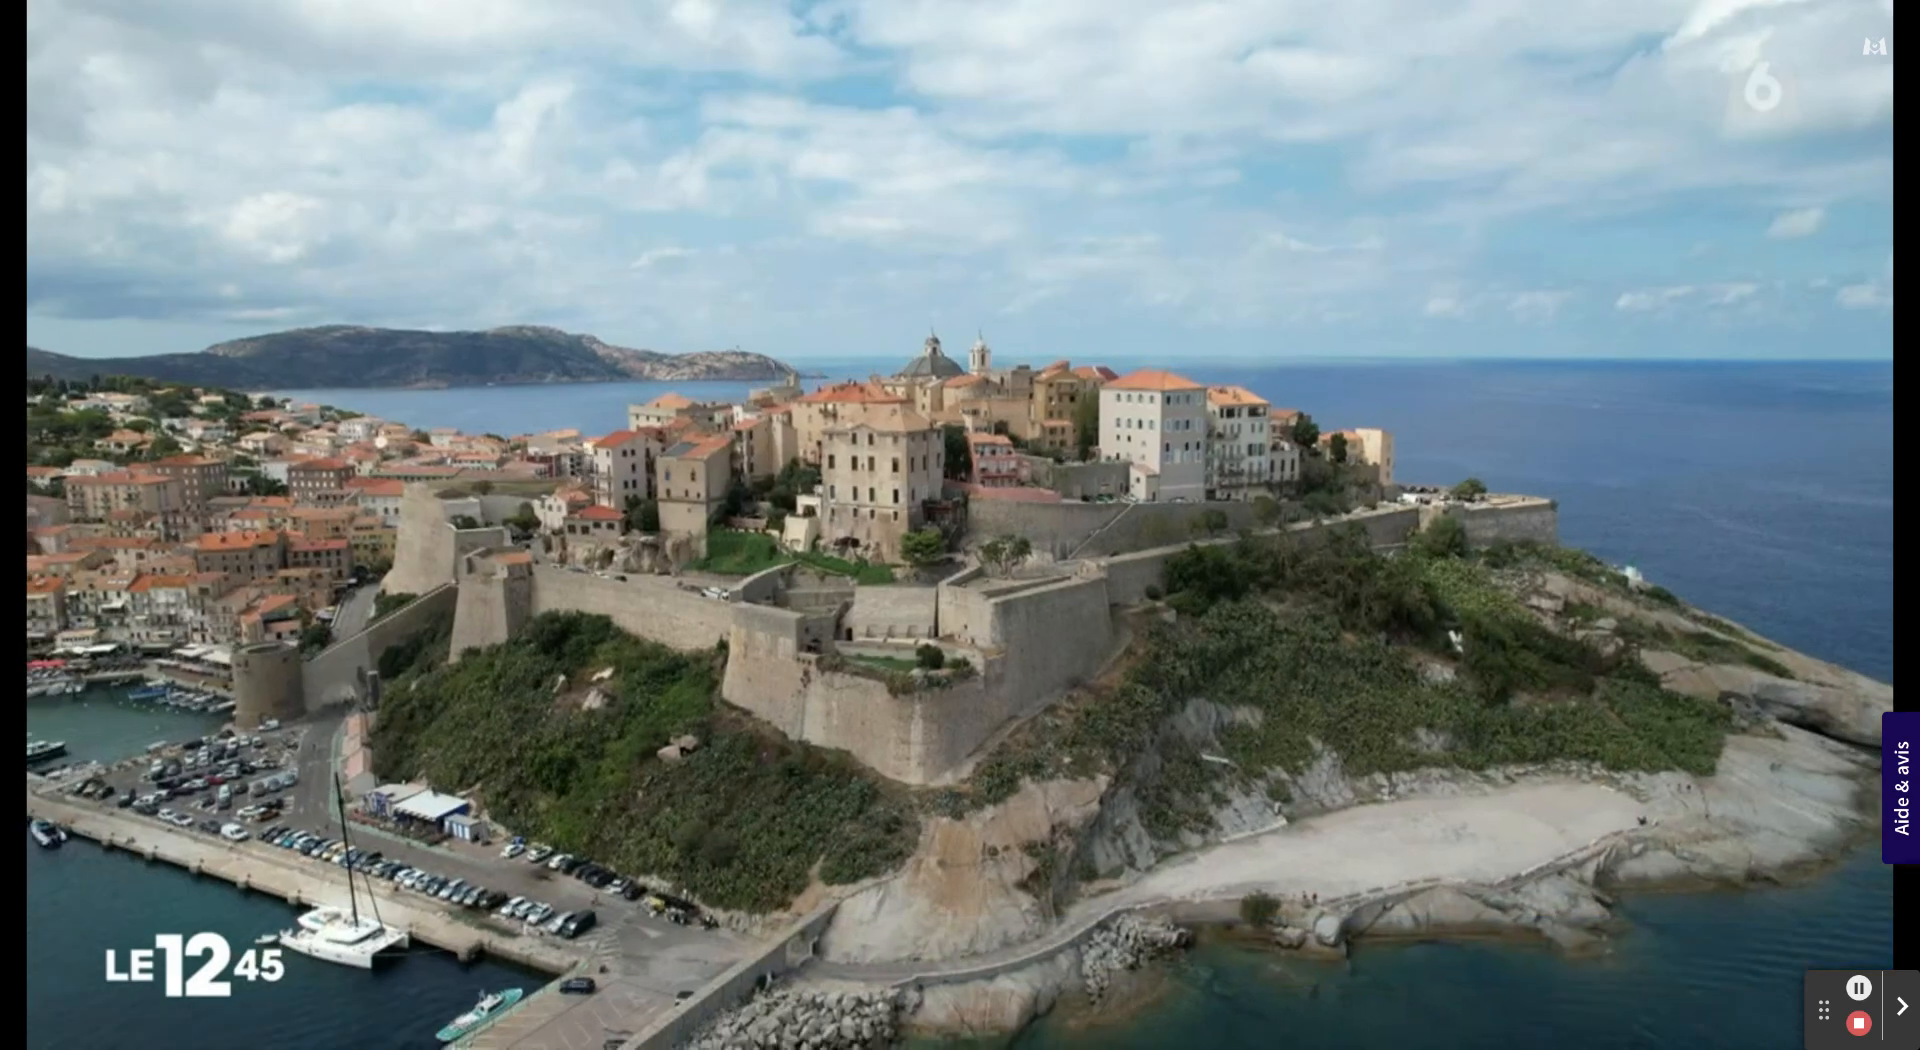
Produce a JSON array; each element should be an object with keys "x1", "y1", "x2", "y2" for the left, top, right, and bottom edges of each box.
[{"x1": 1726, "y1": 57, "x2": 1802, "y2": 129}]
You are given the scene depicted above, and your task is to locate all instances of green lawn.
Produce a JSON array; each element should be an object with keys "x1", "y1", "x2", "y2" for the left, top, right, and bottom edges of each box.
[
  {"x1": 696, "y1": 531, "x2": 789, "y2": 575},
  {"x1": 846, "y1": 653, "x2": 919, "y2": 673},
  {"x1": 695, "y1": 530, "x2": 897, "y2": 584}
]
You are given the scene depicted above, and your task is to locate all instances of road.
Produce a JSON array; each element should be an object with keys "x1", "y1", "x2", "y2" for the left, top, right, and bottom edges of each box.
[{"x1": 333, "y1": 583, "x2": 380, "y2": 640}]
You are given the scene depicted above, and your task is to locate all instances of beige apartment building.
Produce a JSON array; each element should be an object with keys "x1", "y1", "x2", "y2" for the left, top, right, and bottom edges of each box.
[
  {"x1": 628, "y1": 393, "x2": 733, "y2": 431},
  {"x1": 1322, "y1": 427, "x2": 1397, "y2": 487},
  {"x1": 148, "y1": 454, "x2": 230, "y2": 524},
  {"x1": 286, "y1": 457, "x2": 356, "y2": 504},
  {"x1": 588, "y1": 429, "x2": 663, "y2": 508},
  {"x1": 63, "y1": 471, "x2": 189, "y2": 539},
  {"x1": 192, "y1": 530, "x2": 289, "y2": 581},
  {"x1": 1099, "y1": 370, "x2": 1208, "y2": 503},
  {"x1": 818, "y1": 400, "x2": 943, "y2": 560},
  {"x1": 729, "y1": 411, "x2": 796, "y2": 483},
  {"x1": 656, "y1": 434, "x2": 734, "y2": 556},
  {"x1": 1205, "y1": 386, "x2": 1274, "y2": 500}
]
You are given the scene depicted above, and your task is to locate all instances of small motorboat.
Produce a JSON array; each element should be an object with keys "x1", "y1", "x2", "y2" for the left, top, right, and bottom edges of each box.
[{"x1": 255, "y1": 933, "x2": 281, "y2": 946}]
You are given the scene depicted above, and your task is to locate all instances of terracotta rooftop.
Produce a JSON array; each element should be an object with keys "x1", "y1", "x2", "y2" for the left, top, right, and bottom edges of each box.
[
  {"x1": 645, "y1": 393, "x2": 695, "y2": 409},
  {"x1": 345, "y1": 478, "x2": 405, "y2": 496},
  {"x1": 66, "y1": 471, "x2": 171, "y2": 486},
  {"x1": 571, "y1": 505, "x2": 624, "y2": 522},
  {"x1": 1073, "y1": 365, "x2": 1119, "y2": 382},
  {"x1": 150, "y1": 455, "x2": 220, "y2": 467},
  {"x1": 1206, "y1": 385, "x2": 1268, "y2": 407},
  {"x1": 798, "y1": 381, "x2": 906, "y2": 406},
  {"x1": 128, "y1": 574, "x2": 193, "y2": 593},
  {"x1": 291, "y1": 457, "x2": 352, "y2": 471},
  {"x1": 196, "y1": 530, "x2": 282, "y2": 551},
  {"x1": 591, "y1": 429, "x2": 645, "y2": 448},
  {"x1": 1106, "y1": 369, "x2": 1202, "y2": 392}
]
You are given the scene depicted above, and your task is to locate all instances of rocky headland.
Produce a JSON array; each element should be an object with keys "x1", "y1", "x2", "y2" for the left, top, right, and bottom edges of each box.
[{"x1": 762, "y1": 548, "x2": 1890, "y2": 1046}]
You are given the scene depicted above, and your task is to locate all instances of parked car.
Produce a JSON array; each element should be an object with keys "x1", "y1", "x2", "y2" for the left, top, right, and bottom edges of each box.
[
  {"x1": 560, "y1": 977, "x2": 596, "y2": 995},
  {"x1": 559, "y1": 910, "x2": 597, "y2": 939}
]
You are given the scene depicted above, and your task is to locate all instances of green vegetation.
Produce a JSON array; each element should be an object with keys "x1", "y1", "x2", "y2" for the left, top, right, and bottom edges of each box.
[
  {"x1": 696, "y1": 531, "x2": 787, "y2": 575},
  {"x1": 371, "y1": 592, "x2": 418, "y2": 623},
  {"x1": 692, "y1": 531, "x2": 895, "y2": 583},
  {"x1": 1289, "y1": 413, "x2": 1321, "y2": 450},
  {"x1": 1073, "y1": 394, "x2": 1100, "y2": 461},
  {"x1": 899, "y1": 528, "x2": 948, "y2": 567},
  {"x1": 978, "y1": 534, "x2": 1033, "y2": 577},
  {"x1": 1450, "y1": 477, "x2": 1488, "y2": 500},
  {"x1": 915, "y1": 644, "x2": 946, "y2": 670},
  {"x1": 950, "y1": 526, "x2": 1737, "y2": 833},
  {"x1": 371, "y1": 612, "x2": 916, "y2": 912},
  {"x1": 1241, "y1": 891, "x2": 1280, "y2": 927},
  {"x1": 1613, "y1": 619, "x2": 1795, "y2": 679}
]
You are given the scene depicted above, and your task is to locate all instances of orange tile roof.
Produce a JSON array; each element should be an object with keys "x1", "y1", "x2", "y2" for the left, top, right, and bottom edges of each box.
[
  {"x1": 1206, "y1": 385, "x2": 1268, "y2": 407},
  {"x1": 196, "y1": 530, "x2": 282, "y2": 551},
  {"x1": 967, "y1": 433, "x2": 1015, "y2": 446},
  {"x1": 494, "y1": 550, "x2": 534, "y2": 566},
  {"x1": 1105, "y1": 369, "x2": 1200, "y2": 392},
  {"x1": 571, "y1": 505, "x2": 624, "y2": 522},
  {"x1": 1073, "y1": 365, "x2": 1119, "y2": 382},
  {"x1": 678, "y1": 435, "x2": 733, "y2": 458},
  {"x1": 646, "y1": 393, "x2": 695, "y2": 409},
  {"x1": 345, "y1": 478, "x2": 405, "y2": 496},
  {"x1": 944, "y1": 374, "x2": 986, "y2": 388},
  {"x1": 25, "y1": 466, "x2": 62, "y2": 479},
  {"x1": 127, "y1": 574, "x2": 192, "y2": 593},
  {"x1": 151, "y1": 455, "x2": 219, "y2": 467},
  {"x1": 290, "y1": 538, "x2": 350, "y2": 552},
  {"x1": 291, "y1": 457, "x2": 352, "y2": 471},
  {"x1": 798, "y1": 381, "x2": 906, "y2": 405},
  {"x1": 26, "y1": 576, "x2": 64, "y2": 595},
  {"x1": 591, "y1": 430, "x2": 643, "y2": 448},
  {"x1": 66, "y1": 471, "x2": 172, "y2": 486}
]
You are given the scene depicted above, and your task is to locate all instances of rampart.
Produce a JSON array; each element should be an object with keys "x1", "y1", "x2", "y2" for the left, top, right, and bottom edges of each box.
[
  {"x1": 424, "y1": 497, "x2": 1552, "y2": 787},
  {"x1": 967, "y1": 498, "x2": 1268, "y2": 560},
  {"x1": 385, "y1": 484, "x2": 512, "y2": 595},
  {"x1": 298, "y1": 584, "x2": 458, "y2": 711},
  {"x1": 1450, "y1": 496, "x2": 1560, "y2": 547}
]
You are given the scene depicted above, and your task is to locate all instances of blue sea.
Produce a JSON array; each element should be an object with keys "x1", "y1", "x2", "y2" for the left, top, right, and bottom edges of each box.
[{"x1": 27, "y1": 360, "x2": 1888, "y2": 1050}]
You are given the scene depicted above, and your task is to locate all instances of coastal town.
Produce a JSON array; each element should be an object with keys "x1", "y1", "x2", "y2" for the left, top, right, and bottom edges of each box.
[
  {"x1": 27, "y1": 332, "x2": 1397, "y2": 662},
  {"x1": 25, "y1": 335, "x2": 1891, "y2": 1050}
]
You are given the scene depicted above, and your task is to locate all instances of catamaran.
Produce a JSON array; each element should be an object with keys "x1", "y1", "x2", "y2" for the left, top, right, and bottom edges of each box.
[
  {"x1": 436, "y1": 988, "x2": 525, "y2": 1043},
  {"x1": 276, "y1": 774, "x2": 409, "y2": 970}
]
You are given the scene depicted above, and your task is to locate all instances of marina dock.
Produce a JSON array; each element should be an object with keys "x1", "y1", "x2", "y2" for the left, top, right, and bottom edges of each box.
[{"x1": 24, "y1": 782, "x2": 584, "y2": 977}]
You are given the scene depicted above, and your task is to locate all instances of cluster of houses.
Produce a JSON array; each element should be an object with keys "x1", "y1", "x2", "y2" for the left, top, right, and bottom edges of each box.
[{"x1": 28, "y1": 335, "x2": 1397, "y2": 650}]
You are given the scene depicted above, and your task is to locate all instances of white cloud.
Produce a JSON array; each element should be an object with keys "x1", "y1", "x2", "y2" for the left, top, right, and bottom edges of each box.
[
  {"x1": 1616, "y1": 286, "x2": 1698, "y2": 312},
  {"x1": 1766, "y1": 206, "x2": 1825, "y2": 238},
  {"x1": 24, "y1": 0, "x2": 1895, "y2": 356}
]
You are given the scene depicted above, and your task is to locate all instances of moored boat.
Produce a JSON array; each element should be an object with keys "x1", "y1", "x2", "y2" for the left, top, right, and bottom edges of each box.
[
  {"x1": 29, "y1": 819, "x2": 67, "y2": 848},
  {"x1": 27, "y1": 740, "x2": 68, "y2": 765},
  {"x1": 436, "y1": 988, "x2": 525, "y2": 1043}
]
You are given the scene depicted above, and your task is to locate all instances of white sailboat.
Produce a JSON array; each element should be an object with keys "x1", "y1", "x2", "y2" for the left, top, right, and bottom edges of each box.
[{"x1": 277, "y1": 774, "x2": 409, "y2": 970}]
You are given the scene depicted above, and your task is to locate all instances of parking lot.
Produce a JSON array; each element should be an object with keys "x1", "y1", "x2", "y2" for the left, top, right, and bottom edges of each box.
[{"x1": 68, "y1": 710, "x2": 759, "y2": 1048}]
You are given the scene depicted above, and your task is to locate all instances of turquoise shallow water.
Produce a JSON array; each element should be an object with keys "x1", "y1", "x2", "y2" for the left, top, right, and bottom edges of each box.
[{"x1": 1009, "y1": 850, "x2": 1893, "y2": 1050}]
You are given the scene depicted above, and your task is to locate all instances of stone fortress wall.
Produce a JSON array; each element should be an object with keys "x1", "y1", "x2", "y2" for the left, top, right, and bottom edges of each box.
[{"x1": 246, "y1": 483, "x2": 1558, "y2": 785}]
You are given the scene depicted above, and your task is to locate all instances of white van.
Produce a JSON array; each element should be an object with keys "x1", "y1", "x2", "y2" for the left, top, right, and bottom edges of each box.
[{"x1": 219, "y1": 823, "x2": 249, "y2": 842}]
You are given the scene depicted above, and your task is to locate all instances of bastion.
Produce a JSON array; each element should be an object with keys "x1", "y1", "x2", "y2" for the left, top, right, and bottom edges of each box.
[{"x1": 240, "y1": 484, "x2": 1557, "y2": 785}]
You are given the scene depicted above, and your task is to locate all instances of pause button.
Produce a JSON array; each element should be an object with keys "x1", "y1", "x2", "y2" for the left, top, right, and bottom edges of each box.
[{"x1": 1847, "y1": 974, "x2": 1874, "y2": 1001}]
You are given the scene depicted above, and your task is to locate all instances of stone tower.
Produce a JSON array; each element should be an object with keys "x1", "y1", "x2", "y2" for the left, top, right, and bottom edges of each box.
[{"x1": 969, "y1": 332, "x2": 991, "y2": 376}]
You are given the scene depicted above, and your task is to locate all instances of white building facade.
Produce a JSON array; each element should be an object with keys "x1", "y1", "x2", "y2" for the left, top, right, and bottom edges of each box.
[{"x1": 1098, "y1": 370, "x2": 1208, "y2": 503}]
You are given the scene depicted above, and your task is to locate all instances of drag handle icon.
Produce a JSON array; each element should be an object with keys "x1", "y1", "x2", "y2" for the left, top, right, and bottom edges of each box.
[{"x1": 1744, "y1": 62, "x2": 1782, "y2": 114}]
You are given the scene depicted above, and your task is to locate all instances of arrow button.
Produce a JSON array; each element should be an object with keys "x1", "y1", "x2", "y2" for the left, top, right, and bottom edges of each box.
[{"x1": 1898, "y1": 996, "x2": 1909, "y2": 1017}]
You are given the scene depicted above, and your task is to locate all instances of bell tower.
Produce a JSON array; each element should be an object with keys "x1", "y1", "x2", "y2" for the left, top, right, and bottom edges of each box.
[{"x1": 969, "y1": 332, "x2": 992, "y2": 376}]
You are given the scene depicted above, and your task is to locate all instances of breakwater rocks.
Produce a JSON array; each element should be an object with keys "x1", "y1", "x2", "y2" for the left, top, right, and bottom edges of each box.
[
  {"x1": 684, "y1": 988, "x2": 918, "y2": 1050},
  {"x1": 1080, "y1": 915, "x2": 1192, "y2": 1003}
]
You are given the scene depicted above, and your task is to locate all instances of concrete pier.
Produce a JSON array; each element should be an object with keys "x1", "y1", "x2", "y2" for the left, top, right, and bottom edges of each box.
[{"x1": 25, "y1": 786, "x2": 582, "y2": 976}]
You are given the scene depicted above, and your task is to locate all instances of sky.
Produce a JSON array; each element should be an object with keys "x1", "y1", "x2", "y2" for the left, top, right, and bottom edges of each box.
[{"x1": 25, "y1": 0, "x2": 1894, "y2": 364}]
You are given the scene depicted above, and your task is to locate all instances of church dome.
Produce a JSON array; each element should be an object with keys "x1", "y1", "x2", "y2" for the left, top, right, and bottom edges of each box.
[{"x1": 897, "y1": 333, "x2": 966, "y2": 379}]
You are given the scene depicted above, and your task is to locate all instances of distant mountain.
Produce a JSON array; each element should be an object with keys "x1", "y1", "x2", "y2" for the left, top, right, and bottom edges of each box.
[{"x1": 24, "y1": 325, "x2": 796, "y2": 390}]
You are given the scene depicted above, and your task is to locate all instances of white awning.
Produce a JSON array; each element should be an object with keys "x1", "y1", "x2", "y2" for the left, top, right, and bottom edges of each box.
[{"x1": 393, "y1": 790, "x2": 470, "y2": 823}]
